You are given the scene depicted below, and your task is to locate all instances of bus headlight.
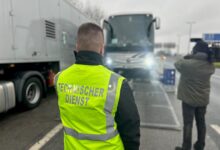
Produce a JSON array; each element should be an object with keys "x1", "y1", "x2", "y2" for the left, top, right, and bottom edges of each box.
[
  {"x1": 144, "y1": 54, "x2": 155, "y2": 68},
  {"x1": 106, "y1": 57, "x2": 113, "y2": 65}
]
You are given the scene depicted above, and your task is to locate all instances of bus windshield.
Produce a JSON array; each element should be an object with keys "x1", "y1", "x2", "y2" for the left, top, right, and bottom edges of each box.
[{"x1": 105, "y1": 14, "x2": 154, "y2": 48}]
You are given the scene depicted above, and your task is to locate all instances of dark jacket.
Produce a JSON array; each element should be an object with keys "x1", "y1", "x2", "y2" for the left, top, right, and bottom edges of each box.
[
  {"x1": 75, "y1": 51, "x2": 140, "y2": 150},
  {"x1": 175, "y1": 52, "x2": 215, "y2": 107}
]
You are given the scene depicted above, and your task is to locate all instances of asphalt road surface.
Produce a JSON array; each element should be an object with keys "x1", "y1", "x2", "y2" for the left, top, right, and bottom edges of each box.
[
  {"x1": 0, "y1": 60, "x2": 219, "y2": 150},
  {"x1": 167, "y1": 57, "x2": 220, "y2": 149},
  {"x1": 206, "y1": 70, "x2": 220, "y2": 149}
]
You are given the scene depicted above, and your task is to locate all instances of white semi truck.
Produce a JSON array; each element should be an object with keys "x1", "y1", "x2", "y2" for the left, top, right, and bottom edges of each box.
[
  {"x1": 102, "y1": 13, "x2": 160, "y2": 78},
  {"x1": 0, "y1": 0, "x2": 90, "y2": 113}
]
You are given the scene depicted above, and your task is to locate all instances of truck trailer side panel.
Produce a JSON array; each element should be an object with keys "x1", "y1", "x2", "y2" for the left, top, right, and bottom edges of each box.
[
  {"x1": 0, "y1": 0, "x2": 14, "y2": 60},
  {"x1": 0, "y1": 0, "x2": 92, "y2": 113},
  {"x1": 0, "y1": 0, "x2": 89, "y2": 65},
  {"x1": 39, "y1": 0, "x2": 60, "y2": 60},
  {"x1": 11, "y1": 0, "x2": 46, "y2": 61}
]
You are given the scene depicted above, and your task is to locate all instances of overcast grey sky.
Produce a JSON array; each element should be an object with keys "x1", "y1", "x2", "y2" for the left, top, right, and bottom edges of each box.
[{"x1": 82, "y1": 0, "x2": 220, "y2": 53}]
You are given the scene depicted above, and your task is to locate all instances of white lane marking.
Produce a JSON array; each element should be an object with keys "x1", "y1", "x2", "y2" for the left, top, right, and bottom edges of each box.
[
  {"x1": 159, "y1": 84, "x2": 181, "y2": 127},
  {"x1": 210, "y1": 124, "x2": 220, "y2": 135},
  {"x1": 212, "y1": 75, "x2": 220, "y2": 80},
  {"x1": 29, "y1": 123, "x2": 63, "y2": 150}
]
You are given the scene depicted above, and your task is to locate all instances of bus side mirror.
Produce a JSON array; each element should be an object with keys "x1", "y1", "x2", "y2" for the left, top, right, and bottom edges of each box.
[
  {"x1": 102, "y1": 19, "x2": 114, "y2": 39},
  {"x1": 102, "y1": 19, "x2": 109, "y2": 28},
  {"x1": 155, "y1": 17, "x2": 160, "y2": 30}
]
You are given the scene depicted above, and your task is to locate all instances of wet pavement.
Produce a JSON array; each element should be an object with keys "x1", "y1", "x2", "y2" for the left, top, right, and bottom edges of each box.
[
  {"x1": 132, "y1": 80, "x2": 180, "y2": 130},
  {"x1": 0, "y1": 69, "x2": 220, "y2": 150}
]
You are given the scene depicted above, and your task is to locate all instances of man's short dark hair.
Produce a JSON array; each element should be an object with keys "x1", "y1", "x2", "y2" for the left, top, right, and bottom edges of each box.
[{"x1": 77, "y1": 23, "x2": 104, "y2": 51}]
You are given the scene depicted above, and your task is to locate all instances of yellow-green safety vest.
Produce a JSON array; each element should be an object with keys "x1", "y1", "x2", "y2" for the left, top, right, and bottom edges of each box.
[{"x1": 55, "y1": 64, "x2": 125, "y2": 150}]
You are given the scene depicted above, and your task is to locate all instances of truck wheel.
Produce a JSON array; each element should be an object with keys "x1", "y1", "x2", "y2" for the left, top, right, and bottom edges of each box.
[{"x1": 22, "y1": 77, "x2": 43, "y2": 109}]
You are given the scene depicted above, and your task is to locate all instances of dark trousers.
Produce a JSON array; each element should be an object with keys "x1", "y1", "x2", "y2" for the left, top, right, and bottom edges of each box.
[{"x1": 182, "y1": 102, "x2": 207, "y2": 150}]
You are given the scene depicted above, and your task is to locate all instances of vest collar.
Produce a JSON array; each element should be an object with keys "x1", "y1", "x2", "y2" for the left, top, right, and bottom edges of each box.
[{"x1": 75, "y1": 51, "x2": 103, "y2": 65}]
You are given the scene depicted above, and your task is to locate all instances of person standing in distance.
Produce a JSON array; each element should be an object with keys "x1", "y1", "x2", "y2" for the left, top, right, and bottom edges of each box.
[
  {"x1": 55, "y1": 23, "x2": 140, "y2": 150},
  {"x1": 175, "y1": 41, "x2": 215, "y2": 150}
]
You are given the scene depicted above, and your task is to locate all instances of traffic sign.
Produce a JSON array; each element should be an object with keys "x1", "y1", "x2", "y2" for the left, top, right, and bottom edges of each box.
[{"x1": 203, "y1": 33, "x2": 220, "y2": 42}]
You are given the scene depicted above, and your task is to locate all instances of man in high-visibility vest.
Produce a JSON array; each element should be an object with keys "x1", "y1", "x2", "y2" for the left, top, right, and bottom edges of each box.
[{"x1": 55, "y1": 23, "x2": 140, "y2": 150}]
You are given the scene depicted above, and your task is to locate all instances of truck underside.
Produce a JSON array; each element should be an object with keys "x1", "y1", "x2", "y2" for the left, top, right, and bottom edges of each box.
[{"x1": 0, "y1": 62, "x2": 59, "y2": 113}]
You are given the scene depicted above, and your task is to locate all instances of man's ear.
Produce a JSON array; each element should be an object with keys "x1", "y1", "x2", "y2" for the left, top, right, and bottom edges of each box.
[
  {"x1": 76, "y1": 42, "x2": 79, "y2": 51},
  {"x1": 100, "y1": 45, "x2": 105, "y2": 56}
]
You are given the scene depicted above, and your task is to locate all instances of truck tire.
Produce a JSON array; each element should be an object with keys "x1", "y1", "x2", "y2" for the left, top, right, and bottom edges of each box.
[{"x1": 22, "y1": 77, "x2": 43, "y2": 109}]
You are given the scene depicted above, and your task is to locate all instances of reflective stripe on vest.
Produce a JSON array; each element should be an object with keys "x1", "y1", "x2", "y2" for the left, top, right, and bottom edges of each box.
[
  {"x1": 63, "y1": 73, "x2": 120, "y2": 141},
  {"x1": 64, "y1": 127, "x2": 118, "y2": 141},
  {"x1": 54, "y1": 72, "x2": 61, "y2": 91}
]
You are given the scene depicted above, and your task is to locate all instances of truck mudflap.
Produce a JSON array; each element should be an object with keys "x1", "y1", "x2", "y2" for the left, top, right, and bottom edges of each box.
[{"x1": 0, "y1": 81, "x2": 16, "y2": 113}]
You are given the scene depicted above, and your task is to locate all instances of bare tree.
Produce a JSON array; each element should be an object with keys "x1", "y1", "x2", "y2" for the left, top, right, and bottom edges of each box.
[
  {"x1": 68, "y1": 0, "x2": 105, "y2": 23},
  {"x1": 68, "y1": 0, "x2": 83, "y2": 10},
  {"x1": 83, "y1": 3, "x2": 105, "y2": 23}
]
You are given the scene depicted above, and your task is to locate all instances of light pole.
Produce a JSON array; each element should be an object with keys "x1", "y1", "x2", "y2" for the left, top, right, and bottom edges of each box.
[{"x1": 186, "y1": 21, "x2": 196, "y2": 54}]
